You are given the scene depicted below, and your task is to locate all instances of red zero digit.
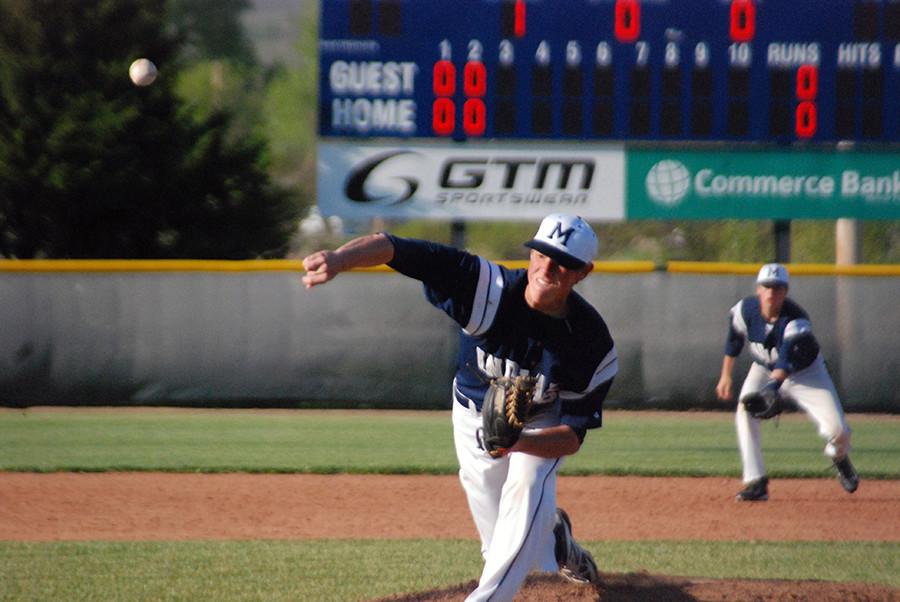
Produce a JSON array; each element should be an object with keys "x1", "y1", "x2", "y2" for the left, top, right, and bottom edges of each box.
[
  {"x1": 795, "y1": 101, "x2": 817, "y2": 138},
  {"x1": 730, "y1": 0, "x2": 756, "y2": 43},
  {"x1": 614, "y1": 0, "x2": 640, "y2": 43},
  {"x1": 463, "y1": 99, "x2": 486, "y2": 136},
  {"x1": 433, "y1": 97, "x2": 455, "y2": 135},
  {"x1": 796, "y1": 65, "x2": 818, "y2": 101},
  {"x1": 433, "y1": 60, "x2": 456, "y2": 96},
  {"x1": 464, "y1": 62, "x2": 487, "y2": 97},
  {"x1": 514, "y1": 0, "x2": 526, "y2": 38}
]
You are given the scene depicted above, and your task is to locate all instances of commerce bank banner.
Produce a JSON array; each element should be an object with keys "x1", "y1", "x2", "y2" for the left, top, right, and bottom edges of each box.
[
  {"x1": 318, "y1": 143, "x2": 900, "y2": 221},
  {"x1": 317, "y1": 142, "x2": 626, "y2": 221},
  {"x1": 628, "y1": 149, "x2": 900, "y2": 220}
]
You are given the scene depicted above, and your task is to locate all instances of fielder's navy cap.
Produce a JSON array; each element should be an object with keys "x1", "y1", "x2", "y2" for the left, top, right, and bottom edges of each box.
[{"x1": 524, "y1": 214, "x2": 598, "y2": 270}]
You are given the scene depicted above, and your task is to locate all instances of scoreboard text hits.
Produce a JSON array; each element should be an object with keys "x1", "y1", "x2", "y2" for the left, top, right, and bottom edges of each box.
[{"x1": 319, "y1": 0, "x2": 900, "y2": 144}]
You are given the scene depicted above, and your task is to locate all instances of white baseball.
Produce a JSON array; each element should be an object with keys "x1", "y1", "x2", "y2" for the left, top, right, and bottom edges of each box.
[{"x1": 129, "y1": 58, "x2": 158, "y2": 87}]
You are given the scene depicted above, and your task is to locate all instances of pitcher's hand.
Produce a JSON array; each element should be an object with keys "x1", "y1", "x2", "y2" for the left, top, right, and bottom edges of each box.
[{"x1": 302, "y1": 250, "x2": 342, "y2": 289}]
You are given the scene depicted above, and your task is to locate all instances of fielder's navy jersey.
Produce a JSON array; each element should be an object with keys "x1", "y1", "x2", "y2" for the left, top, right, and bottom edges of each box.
[
  {"x1": 386, "y1": 235, "x2": 617, "y2": 439},
  {"x1": 724, "y1": 296, "x2": 819, "y2": 373}
]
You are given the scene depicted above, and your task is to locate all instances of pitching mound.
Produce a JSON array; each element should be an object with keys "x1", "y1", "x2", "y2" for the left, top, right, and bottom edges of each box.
[
  {"x1": 372, "y1": 572, "x2": 900, "y2": 601},
  {"x1": 371, "y1": 574, "x2": 601, "y2": 602}
]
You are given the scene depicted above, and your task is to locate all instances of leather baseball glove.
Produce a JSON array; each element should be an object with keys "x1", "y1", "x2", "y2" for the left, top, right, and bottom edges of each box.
[
  {"x1": 740, "y1": 381, "x2": 784, "y2": 420},
  {"x1": 480, "y1": 375, "x2": 538, "y2": 458}
]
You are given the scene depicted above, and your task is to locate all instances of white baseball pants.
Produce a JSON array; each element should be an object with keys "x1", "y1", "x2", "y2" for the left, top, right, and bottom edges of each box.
[
  {"x1": 452, "y1": 398, "x2": 561, "y2": 602},
  {"x1": 736, "y1": 356, "x2": 852, "y2": 483}
]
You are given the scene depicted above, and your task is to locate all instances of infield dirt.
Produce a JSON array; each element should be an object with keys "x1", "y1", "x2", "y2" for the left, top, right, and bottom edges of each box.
[{"x1": 2, "y1": 472, "x2": 898, "y2": 600}]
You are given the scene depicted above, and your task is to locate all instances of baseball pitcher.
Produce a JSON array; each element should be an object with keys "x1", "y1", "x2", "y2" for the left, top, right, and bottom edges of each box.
[
  {"x1": 716, "y1": 263, "x2": 859, "y2": 501},
  {"x1": 303, "y1": 214, "x2": 615, "y2": 600}
]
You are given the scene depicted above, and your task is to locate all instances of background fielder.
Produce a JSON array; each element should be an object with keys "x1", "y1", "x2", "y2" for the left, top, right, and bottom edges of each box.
[
  {"x1": 303, "y1": 214, "x2": 615, "y2": 601},
  {"x1": 716, "y1": 263, "x2": 859, "y2": 502}
]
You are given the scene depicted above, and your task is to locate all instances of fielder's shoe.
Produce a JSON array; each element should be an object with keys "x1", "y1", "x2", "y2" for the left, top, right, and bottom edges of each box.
[
  {"x1": 735, "y1": 477, "x2": 769, "y2": 502},
  {"x1": 553, "y1": 508, "x2": 599, "y2": 585},
  {"x1": 834, "y1": 456, "x2": 860, "y2": 493}
]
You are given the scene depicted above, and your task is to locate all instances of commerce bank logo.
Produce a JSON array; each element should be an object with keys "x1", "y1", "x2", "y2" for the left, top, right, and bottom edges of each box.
[{"x1": 645, "y1": 160, "x2": 691, "y2": 206}]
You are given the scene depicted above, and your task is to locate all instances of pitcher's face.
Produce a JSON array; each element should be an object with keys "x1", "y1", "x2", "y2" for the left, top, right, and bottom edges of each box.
[{"x1": 525, "y1": 250, "x2": 591, "y2": 317}]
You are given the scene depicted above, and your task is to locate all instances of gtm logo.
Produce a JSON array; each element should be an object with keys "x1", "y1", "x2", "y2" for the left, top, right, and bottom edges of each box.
[{"x1": 345, "y1": 150, "x2": 420, "y2": 205}]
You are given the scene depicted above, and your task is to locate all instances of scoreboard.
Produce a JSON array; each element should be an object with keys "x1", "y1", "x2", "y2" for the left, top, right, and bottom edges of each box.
[
  {"x1": 319, "y1": 0, "x2": 900, "y2": 144},
  {"x1": 317, "y1": 1, "x2": 900, "y2": 223}
]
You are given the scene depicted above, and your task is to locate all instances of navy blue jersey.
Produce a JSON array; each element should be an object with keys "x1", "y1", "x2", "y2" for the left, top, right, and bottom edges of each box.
[
  {"x1": 724, "y1": 296, "x2": 820, "y2": 373},
  {"x1": 386, "y1": 235, "x2": 617, "y2": 440}
]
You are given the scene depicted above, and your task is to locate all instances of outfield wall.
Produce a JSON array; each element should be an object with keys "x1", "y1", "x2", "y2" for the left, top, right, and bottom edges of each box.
[{"x1": 0, "y1": 261, "x2": 897, "y2": 410}]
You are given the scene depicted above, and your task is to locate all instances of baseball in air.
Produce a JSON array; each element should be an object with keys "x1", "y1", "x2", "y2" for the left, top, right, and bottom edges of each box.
[{"x1": 129, "y1": 58, "x2": 158, "y2": 86}]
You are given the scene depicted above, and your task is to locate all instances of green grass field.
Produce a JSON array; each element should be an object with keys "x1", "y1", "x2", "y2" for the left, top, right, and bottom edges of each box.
[
  {"x1": 1, "y1": 408, "x2": 897, "y2": 478},
  {"x1": 1, "y1": 540, "x2": 896, "y2": 601},
  {"x1": 1, "y1": 407, "x2": 898, "y2": 601}
]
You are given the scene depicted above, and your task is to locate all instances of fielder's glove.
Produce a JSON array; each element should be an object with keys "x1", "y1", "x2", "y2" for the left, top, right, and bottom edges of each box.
[
  {"x1": 740, "y1": 380, "x2": 784, "y2": 420},
  {"x1": 479, "y1": 375, "x2": 538, "y2": 458}
]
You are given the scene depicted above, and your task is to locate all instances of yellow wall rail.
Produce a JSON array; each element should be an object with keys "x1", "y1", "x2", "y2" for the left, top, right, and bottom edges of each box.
[
  {"x1": 0, "y1": 259, "x2": 658, "y2": 274},
  {"x1": 667, "y1": 261, "x2": 900, "y2": 277},
  {"x1": 0, "y1": 258, "x2": 898, "y2": 276},
  {"x1": 0, "y1": 259, "x2": 306, "y2": 273}
]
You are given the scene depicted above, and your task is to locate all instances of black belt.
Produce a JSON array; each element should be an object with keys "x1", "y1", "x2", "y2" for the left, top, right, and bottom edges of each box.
[{"x1": 454, "y1": 391, "x2": 481, "y2": 412}]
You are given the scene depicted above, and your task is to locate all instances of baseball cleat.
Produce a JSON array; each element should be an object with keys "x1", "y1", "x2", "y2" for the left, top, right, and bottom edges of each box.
[
  {"x1": 553, "y1": 508, "x2": 600, "y2": 585},
  {"x1": 735, "y1": 476, "x2": 769, "y2": 502},
  {"x1": 834, "y1": 456, "x2": 859, "y2": 493}
]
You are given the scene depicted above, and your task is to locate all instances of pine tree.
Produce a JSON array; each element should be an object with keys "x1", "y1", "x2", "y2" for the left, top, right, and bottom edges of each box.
[{"x1": 0, "y1": 0, "x2": 297, "y2": 258}]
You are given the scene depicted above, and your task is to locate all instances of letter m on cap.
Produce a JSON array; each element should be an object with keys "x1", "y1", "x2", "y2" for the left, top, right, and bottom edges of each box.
[{"x1": 549, "y1": 222, "x2": 575, "y2": 246}]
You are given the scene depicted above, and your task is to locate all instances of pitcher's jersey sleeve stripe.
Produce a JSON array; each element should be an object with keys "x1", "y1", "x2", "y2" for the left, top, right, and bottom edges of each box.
[
  {"x1": 589, "y1": 347, "x2": 619, "y2": 391},
  {"x1": 558, "y1": 347, "x2": 618, "y2": 400},
  {"x1": 463, "y1": 258, "x2": 504, "y2": 336}
]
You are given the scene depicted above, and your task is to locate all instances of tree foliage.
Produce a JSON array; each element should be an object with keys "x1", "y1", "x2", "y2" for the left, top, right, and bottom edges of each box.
[
  {"x1": 169, "y1": 0, "x2": 256, "y2": 66},
  {"x1": 0, "y1": 0, "x2": 297, "y2": 258},
  {"x1": 261, "y1": 2, "x2": 319, "y2": 193}
]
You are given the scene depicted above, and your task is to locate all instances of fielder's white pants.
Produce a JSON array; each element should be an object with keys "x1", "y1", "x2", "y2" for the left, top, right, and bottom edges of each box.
[
  {"x1": 736, "y1": 356, "x2": 852, "y2": 483},
  {"x1": 452, "y1": 398, "x2": 561, "y2": 602}
]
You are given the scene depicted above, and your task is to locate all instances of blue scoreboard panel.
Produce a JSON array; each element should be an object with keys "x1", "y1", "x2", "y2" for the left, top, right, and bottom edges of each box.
[{"x1": 319, "y1": 0, "x2": 900, "y2": 144}]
